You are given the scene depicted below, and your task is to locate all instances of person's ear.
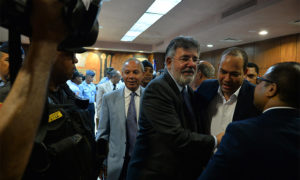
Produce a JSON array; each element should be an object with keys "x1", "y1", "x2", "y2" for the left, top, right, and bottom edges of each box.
[
  {"x1": 265, "y1": 83, "x2": 277, "y2": 98},
  {"x1": 244, "y1": 68, "x2": 248, "y2": 75},
  {"x1": 166, "y1": 57, "x2": 172, "y2": 68}
]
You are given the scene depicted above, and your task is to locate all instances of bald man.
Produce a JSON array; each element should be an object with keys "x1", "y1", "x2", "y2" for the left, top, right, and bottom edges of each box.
[{"x1": 190, "y1": 61, "x2": 215, "y2": 90}]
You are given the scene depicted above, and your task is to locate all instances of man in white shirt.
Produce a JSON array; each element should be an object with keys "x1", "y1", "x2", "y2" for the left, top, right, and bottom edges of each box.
[
  {"x1": 67, "y1": 71, "x2": 82, "y2": 97},
  {"x1": 95, "y1": 70, "x2": 122, "y2": 127},
  {"x1": 198, "y1": 61, "x2": 300, "y2": 180},
  {"x1": 195, "y1": 47, "x2": 260, "y2": 137},
  {"x1": 96, "y1": 58, "x2": 144, "y2": 180}
]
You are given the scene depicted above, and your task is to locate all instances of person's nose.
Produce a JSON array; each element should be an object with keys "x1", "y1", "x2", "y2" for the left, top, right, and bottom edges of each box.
[
  {"x1": 223, "y1": 73, "x2": 231, "y2": 81},
  {"x1": 186, "y1": 59, "x2": 197, "y2": 70},
  {"x1": 73, "y1": 56, "x2": 78, "y2": 64}
]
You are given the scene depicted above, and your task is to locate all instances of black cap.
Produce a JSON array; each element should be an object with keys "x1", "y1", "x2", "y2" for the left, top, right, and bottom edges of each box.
[
  {"x1": 0, "y1": 42, "x2": 9, "y2": 53},
  {"x1": 142, "y1": 60, "x2": 153, "y2": 69},
  {"x1": 60, "y1": 47, "x2": 87, "y2": 54}
]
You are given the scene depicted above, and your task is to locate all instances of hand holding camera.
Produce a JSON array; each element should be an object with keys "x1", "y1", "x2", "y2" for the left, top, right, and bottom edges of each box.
[{"x1": 31, "y1": 0, "x2": 68, "y2": 43}]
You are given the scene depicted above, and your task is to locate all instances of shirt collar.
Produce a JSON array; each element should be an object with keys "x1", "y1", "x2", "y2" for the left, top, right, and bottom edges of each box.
[
  {"x1": 167, "y1": 69, "x2": 185, "y2": 92},
  {"x1": 263, "y1": 106, "x2": 297, "y2": 113},
  {"x1": 124, "y1": 86, "x2": 141, "y2": 97},
  {"x1": 218, "y1": 83, "x2": 242, "y2": 101}
]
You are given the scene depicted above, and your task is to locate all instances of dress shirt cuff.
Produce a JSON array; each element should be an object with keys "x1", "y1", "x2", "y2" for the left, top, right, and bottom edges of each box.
[{"x1": 213, "y1": 135, "x2": 217, "y2": 149}]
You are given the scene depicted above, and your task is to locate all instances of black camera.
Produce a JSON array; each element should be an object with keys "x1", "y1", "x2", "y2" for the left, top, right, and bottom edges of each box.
[{"x1": 0, "y1": 0, "x2": 102, "y2": 51}]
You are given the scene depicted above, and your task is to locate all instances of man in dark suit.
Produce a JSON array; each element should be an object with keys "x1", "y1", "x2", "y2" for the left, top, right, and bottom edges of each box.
[
  {"x1": 198, "y1": 62, "x2": 300, "y2": 180},
  {"x1": 195, "y1": 47, "x2": 260, "y2": 137},
  {"x1": 127, "y1": 36, "x2": 223, "y2": 180}
]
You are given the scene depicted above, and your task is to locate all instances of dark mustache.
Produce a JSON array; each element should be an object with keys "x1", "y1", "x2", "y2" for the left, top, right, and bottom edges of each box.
[{"x1": 181, "y1": 68, "x2": 195, "y2": 73}]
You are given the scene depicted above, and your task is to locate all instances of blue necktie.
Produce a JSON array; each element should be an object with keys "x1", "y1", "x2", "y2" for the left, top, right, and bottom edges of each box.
[
  {"x1": 126, "y1": 92, "x2": 137, "y2": 156},
  {"x1": 113, "y1": 84, "x2": 116, "y2": 90}
]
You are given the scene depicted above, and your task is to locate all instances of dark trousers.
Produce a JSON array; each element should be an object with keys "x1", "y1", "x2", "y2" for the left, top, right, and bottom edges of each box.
[
  {"x1": 87, "y1": 103, "x2": 95, "y2": 134},
  {"x1": 119, "y1": 155, "x2": 131, "y2": 180}
]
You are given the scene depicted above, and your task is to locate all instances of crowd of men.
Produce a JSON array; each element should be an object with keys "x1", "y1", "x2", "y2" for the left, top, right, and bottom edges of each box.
[{"x1": 0, "y1": 1, "x2": 299, "y2": 179}]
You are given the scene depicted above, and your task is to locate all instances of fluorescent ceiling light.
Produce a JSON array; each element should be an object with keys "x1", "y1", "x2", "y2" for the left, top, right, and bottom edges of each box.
[
  {"x1": 121, "y1": 0, "x2": 182, "y2": 42},
  {"x1": 206, "y1": 44, "x2": 214, "y2": 48},
  {"x1": 259, "y1": 30, "x2": 268, "y2": 35},
  {"x1": 147, "y1": 0, "x2": 181, "y2": 14}
]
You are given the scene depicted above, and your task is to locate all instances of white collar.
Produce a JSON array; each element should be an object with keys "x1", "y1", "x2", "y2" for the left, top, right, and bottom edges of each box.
[
  {"x1": 218, "y1": 83, "x2": 242, "y2": 101},
  {"x1": 124, "y1": 86, "x2": 141, "y2": 97},
  {"x1": 263, "y1": 106, "x2": 296, "y2": 113}
]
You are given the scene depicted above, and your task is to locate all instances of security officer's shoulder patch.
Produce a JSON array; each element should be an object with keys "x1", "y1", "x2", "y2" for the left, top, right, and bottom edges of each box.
[{"x1": 49, "y1": 111, "x2": 63, "y2": 123}]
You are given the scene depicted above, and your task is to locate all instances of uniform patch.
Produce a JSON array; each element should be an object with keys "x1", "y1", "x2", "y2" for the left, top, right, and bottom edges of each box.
[{"x1": 49, "y1": 111, "x2": 63, "y2": 123}]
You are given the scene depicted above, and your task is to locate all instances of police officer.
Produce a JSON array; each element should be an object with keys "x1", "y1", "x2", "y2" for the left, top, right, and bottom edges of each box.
[
  {"x1": 67, "y1": 70, "x2": 83, "y2": 97},
  {"x1": 0, "y1": 1, "x2": 104, "y2": 179},
  {"x1": 22, "y1": 49, "x2": 102, "y2": 180},
  {"x1": 80, "y1": 70, "x2": 97, "y2": 132}
]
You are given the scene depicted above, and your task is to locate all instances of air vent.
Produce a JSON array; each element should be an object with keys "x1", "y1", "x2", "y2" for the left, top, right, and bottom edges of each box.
[
  {"x1": 222, "y1": 0, "x2": 257, "y2": 19},
  {"x1": 220, "y1": 38, "x2": 242, "y2": 43},
  {"x1": 289, "y1": 20, "x2": 300, "y2": 26}
]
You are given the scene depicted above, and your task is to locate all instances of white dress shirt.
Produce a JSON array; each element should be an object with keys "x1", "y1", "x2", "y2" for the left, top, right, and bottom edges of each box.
[
  {"x1": 124, "y1": 86, "x2": 141, "y2": 123},
  {"x1": 209, "y1": 86, "x2": 241, "y2": 136}
]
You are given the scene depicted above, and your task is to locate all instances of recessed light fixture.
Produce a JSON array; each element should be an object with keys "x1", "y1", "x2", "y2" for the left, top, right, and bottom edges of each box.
[
  {"x1": 138, "y1": 50, "x2": 144, "y2": 53},
  {"x1": 94, "y1": 48, "x2": 100, "y2": 50},
  {"x1": 220, "y1": 38, "x2": 242, "y2": 43},
  {"x1": 121, "y1": 0, "x2": 182, "y2": 42},
  {"x1": 259, "y1": 30, "x2": 268, "y2": 35},
  {"x1": 206, "y1": 44, "x2": 214, "y2": 48}
]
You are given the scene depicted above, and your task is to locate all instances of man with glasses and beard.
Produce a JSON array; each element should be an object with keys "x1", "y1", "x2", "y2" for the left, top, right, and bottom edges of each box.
[{"x1": 127, "y1": 36, "x2": 223, "y2": 180}]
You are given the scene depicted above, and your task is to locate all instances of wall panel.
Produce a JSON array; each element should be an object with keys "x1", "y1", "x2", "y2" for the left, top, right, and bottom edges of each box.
[{"x1": 201, "y1": 33, "x2": 300, "y2": 76}]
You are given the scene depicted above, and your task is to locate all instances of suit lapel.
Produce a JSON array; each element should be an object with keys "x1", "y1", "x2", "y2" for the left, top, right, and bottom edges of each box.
[
  {"x1": 115, "y1": 87, "x2": 126, "y2": 123},
  {"x1": 163, "y1": 71, "x2": 198, "y2": 131},
  {"x1": 233, "y1": 80, "x2": 248, "y2": 121}
]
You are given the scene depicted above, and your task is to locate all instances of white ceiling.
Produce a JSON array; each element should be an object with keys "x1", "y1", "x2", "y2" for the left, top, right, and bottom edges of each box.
[{"x1": 1, "y1": 0, "x2": 299, "y2": 53}]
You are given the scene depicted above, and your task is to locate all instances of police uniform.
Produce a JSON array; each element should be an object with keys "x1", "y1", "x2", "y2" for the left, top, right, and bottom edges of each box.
[
  {"x1": 0, "y1": 81, "x2": 11, "y2": 103},
  {"x1": 79, "y1": 72, "x2": 97, "y2": 132},
  {"x1": 22, "y1": 83, "x2": 101, "y2": 180},
  {"x1": 67, "y1": 80, "x2": 82, "y2": 98}
]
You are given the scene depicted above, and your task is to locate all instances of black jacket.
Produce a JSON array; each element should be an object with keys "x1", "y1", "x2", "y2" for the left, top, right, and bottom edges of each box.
[{"x1": 127, "y1": 70, "x2": 215, "y2": 180}]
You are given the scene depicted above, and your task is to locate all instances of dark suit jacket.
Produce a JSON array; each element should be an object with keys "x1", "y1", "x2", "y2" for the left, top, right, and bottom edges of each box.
[
  {"x1": 127, "y1": 70, "x2": 215, "y2": 180},
  {"x1": 198, "y1": 108, "x2": 300, "y2": 180},
  {"x1": 195, "y1": 79, "x2": 260, "y2": 134}
]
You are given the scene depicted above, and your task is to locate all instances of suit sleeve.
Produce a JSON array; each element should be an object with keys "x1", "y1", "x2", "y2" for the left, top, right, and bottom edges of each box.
[
  {"x1": 142, "y1": 83, "x2": 215, "y2": 155},
  {"x1": 96, "y1": 85, "x2": 105, "y2": 118},
  {"x1": 198, "y1": 123, "x2": 245, "y2": 180},
  {"x1": 96, "y1": 94, "x2": 110, "y2": 141}
]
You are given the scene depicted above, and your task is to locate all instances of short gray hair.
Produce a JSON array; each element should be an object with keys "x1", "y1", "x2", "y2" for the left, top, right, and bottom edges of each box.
[
  {"x1": 122, "y1": 58, "x2": 144, "y2": 72},
  {"x1": 110, "y1": 70, "x2": 121, "y2": 78},
  {"x1": 198, "y1": 61, "x2": 215, "y2": 78},
  {"x1": 165, "y1": 36, "x2": 200, "y2": 61}
]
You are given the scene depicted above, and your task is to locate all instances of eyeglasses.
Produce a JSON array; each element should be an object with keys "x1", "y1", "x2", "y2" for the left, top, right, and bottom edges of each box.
[
  {"x1": 173, "y1": 55, "x2": 200, "y2": 64},
  {"x1": 256, "y1": 77, "x2": 275, "y2": 84}
]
